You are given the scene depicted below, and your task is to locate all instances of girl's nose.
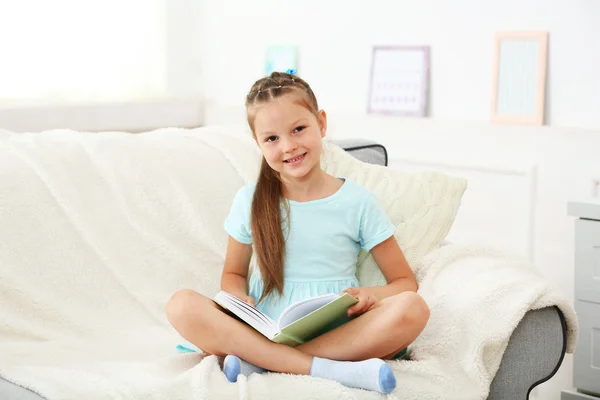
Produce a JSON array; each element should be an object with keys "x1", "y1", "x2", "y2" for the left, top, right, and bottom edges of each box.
[{"x1": 282, "y1": 138, "x2": 298, "y2": 153}]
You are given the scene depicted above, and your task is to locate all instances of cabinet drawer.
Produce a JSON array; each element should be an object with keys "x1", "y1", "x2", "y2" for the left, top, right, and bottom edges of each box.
[
  {"x1": 573, "y1": 299, "x2": 600, "y2": 395},
  {"x1": 575, "y1": 219, "x2": 600, "y2": 304}
]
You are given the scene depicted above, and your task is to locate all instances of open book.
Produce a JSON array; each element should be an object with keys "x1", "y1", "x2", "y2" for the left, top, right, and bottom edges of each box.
[{"x1": 213, "y1": 291, "x2": 359, "y2": 347}]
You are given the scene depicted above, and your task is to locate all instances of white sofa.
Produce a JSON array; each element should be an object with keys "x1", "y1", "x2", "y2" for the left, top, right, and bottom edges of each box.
[{"x1": 0, "y1": 127, "x2": 578, "y2": 400}]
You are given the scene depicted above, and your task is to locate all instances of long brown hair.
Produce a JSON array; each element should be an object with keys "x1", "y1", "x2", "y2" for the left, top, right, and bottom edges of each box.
[{"x1": 245, "y1": 71, "x2": 320, "y2": 302}]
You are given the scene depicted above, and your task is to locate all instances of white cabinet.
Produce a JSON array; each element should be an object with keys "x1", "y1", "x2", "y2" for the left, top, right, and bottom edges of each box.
[{"x1": 563, "y1": 200, "x2": 600, "y2": 400}]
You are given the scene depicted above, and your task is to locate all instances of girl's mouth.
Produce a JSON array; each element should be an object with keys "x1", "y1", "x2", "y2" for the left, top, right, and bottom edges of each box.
[{"x1": 283, "y1": 152, "x2": 307, "y2": 166}]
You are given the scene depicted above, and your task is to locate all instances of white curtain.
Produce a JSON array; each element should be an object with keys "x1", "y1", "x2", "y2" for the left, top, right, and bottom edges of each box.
[{"x1": 0, "y1": 0, "x2": 166, "y2": 106}]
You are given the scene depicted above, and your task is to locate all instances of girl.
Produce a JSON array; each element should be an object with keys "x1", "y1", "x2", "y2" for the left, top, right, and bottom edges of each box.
[{"x1": 166, "y1": 71, "x2": 430, "y2": 395}]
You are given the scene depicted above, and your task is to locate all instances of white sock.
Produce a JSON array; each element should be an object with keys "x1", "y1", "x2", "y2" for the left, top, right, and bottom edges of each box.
[
  {"x1": 222, "y1": 355, "x2": 267, "y2": 382},
  {"x1": 309, "y1": 357, "x2": 396, "y2": 394}
]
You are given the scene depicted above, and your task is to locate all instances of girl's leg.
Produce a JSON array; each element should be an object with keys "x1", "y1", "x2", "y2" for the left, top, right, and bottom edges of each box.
[
  {"x1": 166, "y1": 289, "x2": 397, "y2": 393},
  {"x1": 226, "y1": 291, "x2": 427, "y2": 369},
  {"x1": 220, "y1": 291, "x2": 427, "y2": 385},
  {"x1": 166, "y1": 289, "x2": 312, "y2": 374},
  {"x1": 296, "y1": 291, "x2": 430, "y2": 361}
]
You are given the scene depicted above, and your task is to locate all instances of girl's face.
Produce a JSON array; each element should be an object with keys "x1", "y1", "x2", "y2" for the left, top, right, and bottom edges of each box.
[{"x1": 252, "y1": 94, "x2": 327, "y2": 182}]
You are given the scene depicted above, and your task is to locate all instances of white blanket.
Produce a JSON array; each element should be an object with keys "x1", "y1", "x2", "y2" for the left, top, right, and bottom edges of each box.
[{"x1": 0, "y1": 128, "x2": 577, "y2": 400}]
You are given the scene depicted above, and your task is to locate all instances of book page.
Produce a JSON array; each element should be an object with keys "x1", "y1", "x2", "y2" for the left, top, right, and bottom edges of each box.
[
  {"x1": 277, "y1": 293, "x2": 339, "y2": 329},
  {"x1": 213, "y1": 291, "x2": 278, "y2": 338}
]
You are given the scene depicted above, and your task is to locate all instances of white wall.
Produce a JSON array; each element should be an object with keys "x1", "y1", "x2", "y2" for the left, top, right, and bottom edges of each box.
[
  {"x1": 199, "y1": 0, "x2": 600, "y2": 131},
  {"x1": 199, "y1": 1, "x2": 600, "y2": 399}
]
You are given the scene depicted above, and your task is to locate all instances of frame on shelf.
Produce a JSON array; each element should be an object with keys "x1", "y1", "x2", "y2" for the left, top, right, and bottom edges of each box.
[
  {"x1": 367, "y1": 45, "x2": 430, "y2": 117},
  {"x1": 491, "y1": 31, "x2": 549, "y2": 125}
]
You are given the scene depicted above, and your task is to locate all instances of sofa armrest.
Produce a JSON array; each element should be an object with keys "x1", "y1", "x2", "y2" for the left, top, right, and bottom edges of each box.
[
  {"x1": 330, "y1": 139, "x2": 388, "y2": 166},
  {"x1": 488, "y1": 306, "x2": 567, "y2": 399}
]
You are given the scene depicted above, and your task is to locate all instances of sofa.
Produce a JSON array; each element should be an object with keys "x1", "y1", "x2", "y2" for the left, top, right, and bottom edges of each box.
[{"x1": 0, "y1": 127, "x2": 577, "y2": 400}]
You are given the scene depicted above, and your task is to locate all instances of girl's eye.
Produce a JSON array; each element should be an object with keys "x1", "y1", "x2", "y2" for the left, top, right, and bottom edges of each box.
[
  {"x1": 265, "y1": 135, "x2": 278, "y2": 143},
  {"x1": 294, "y1": 126, "x2": 306, "y2": 133}
]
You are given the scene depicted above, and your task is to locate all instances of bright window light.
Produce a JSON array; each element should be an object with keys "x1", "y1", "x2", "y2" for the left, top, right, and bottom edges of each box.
[{"x1": 0, "y1": 0, "x2": 166, "y2": 106}]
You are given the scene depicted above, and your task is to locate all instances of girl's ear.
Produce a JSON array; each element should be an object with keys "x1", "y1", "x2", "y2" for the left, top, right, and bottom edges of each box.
[{"x1": 318, "y1": 110, "x2": 327, "y2": 138}]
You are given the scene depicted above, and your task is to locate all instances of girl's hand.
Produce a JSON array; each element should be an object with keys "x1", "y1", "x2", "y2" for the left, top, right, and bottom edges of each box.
[{"x1": 342, "y1": 287, "x2": 378, "y2": 317}]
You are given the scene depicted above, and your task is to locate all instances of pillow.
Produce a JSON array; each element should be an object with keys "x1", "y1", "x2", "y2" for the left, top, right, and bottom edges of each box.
[{"x1": 320, "y1": 140, "x2": 467, "y2": 287}]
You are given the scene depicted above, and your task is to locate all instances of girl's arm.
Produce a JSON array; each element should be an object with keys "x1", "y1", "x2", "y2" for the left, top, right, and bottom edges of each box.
[
  {"x1": 362, "y1": 235, "x2": 418, "y2": 299},
  {"x1": 220, "y1": 236, "x2": 254, "y2": 302}
]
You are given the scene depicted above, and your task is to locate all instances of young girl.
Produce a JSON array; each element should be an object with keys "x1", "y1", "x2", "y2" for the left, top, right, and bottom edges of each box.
[{"x1": 166, "y1": 71, "x2": 430, "y2": 394}]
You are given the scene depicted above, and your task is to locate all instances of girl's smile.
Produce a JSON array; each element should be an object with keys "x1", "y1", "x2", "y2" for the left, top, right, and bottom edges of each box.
[{"x1": 283, "y1": 152, "x2": 307, "y2": 166}]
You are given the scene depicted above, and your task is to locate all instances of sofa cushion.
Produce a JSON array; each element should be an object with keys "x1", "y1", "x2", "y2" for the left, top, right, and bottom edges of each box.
[{"x1": 320, "y1": 140, "x2": 467, "y2": 286}]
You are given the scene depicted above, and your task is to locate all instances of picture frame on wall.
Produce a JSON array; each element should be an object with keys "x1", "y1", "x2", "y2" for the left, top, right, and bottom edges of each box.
[
  {"x1": 491, "y1": 31, "x2": 549, "y2": 125},
  {"x1": 367, "y1": 45, "x2": 430, "y2": 117}
]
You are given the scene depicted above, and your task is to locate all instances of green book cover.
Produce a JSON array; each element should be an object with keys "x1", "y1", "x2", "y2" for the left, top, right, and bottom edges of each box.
[
  {"x1": 272, "y1": 293, "x2": 359, "y2": 346},
  {"x1": 213, "y1": 291, "x2": 359, "y2": 347}
]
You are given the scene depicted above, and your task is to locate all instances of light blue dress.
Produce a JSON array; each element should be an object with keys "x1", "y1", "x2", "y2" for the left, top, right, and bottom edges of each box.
[{"x1": 223, "y1": 178, "x2": 395, "y2": 322}]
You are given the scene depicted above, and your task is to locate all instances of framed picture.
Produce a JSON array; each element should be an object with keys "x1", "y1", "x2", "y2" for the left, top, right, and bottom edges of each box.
[
  {"x1": 265, "y1": 45, "x2": 298, "y2": 75},
  {"x1": 367, "y1": 45, "x2": 430, "y2": 117},
  {"x1": 491, "y1": 31, "x2": 548, "y2": 125}
]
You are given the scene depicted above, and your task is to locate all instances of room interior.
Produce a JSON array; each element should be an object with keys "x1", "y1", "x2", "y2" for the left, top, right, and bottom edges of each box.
[{"x1": 1, "y1": 1, "x2": 599, "y2": 399}]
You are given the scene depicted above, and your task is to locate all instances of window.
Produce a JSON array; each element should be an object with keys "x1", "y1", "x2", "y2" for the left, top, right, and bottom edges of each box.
[{"x1": 0, "y1": 0, "x2": 167, "y2": 106}]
